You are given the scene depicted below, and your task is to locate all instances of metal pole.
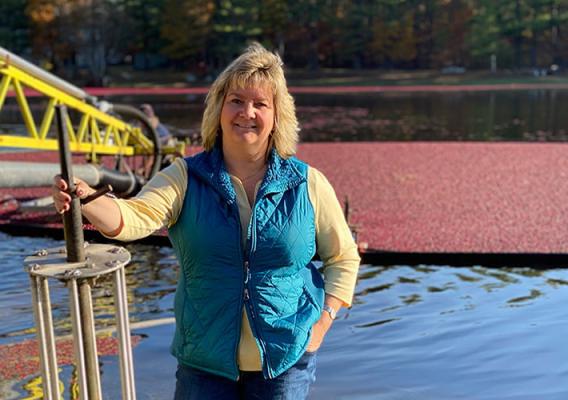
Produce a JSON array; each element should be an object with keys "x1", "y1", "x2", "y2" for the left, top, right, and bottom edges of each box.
[
  {"x1": 29, "y1": 275, "x2": 54, "y2": 400},
  {"x1": 55, "y1": 104, "x2": 85, "y2": 263},
  {"x1": 0, "y1": 161, "x2": 102, "y2": 188},
  {"x1": 68, "y1": 277, "x2": 89, "y2": 400},
  {"x1": 113, "y1": 269, "x2": 128, "y2": 399},
  {"x1": 78, "y1": 280, "x2": 102, "y2": 400},
  {"x1": 39, "y1": 277, "x2": 60, "y2": 399},
  {"x1": 121, "y1": 267, "x2": 136, "y2": 399},
  {"x1": 114, "y1": 267, "x2": 136, "y2": 399},
  {"x1": 0, "y1": 46, "x2": 90, "y2": 101}
]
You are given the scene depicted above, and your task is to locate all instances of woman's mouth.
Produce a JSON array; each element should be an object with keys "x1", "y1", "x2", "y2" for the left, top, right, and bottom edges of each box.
[{"x1": 235, "y1": 123, "x2": 257, "y2": 129}]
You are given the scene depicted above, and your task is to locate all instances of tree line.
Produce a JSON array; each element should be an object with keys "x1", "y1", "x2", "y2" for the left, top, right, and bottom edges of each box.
[{"x1": 1, "y1": 0, "x2": 568, "y2": 84}]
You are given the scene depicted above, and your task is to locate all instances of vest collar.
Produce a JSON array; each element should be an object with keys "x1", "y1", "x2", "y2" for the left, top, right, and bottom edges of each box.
[
  {"x1": 259, "y1": 149, "x2": 306, "y2": 199},
  {"x1": 187, "y1": 146, "x2": 306, "y2": 204}
]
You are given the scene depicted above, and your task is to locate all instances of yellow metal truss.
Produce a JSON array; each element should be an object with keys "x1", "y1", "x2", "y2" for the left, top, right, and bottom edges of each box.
[{"x1": 0, "y1": 58, "x2": 164, "y2": 159}]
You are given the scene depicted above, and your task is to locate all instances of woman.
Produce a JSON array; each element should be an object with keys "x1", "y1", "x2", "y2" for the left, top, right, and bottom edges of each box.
[{"x1": 52, "y1": 43, "x2": 360, "y2": 400}]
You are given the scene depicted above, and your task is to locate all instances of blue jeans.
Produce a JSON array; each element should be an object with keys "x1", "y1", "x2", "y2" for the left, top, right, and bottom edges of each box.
[{"x1": 174, "y1": 351, "x2": 318, "y2": 400}]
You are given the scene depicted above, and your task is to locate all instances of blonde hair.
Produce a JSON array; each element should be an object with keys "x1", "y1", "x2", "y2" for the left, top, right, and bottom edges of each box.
[{"x1": 201, "y1": 42, "x2": 299, "y2": 158}]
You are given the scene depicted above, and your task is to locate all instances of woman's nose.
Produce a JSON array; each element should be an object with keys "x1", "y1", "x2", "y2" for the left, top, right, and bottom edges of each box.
[{"x1": 241, "y1": 102, "x2": 255, "y2": 119}]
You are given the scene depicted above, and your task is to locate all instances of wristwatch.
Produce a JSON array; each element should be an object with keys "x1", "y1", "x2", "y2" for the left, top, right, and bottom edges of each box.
[{"x1": 323, "y1": 304, "x2": 337, "y2": 320}]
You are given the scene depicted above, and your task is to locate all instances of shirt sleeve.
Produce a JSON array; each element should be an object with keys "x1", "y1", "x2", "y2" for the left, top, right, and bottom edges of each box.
[
  {"x1": 101, "y1": 157, "x2": 188, "y2": 241},
  {"x1": 307, "y1": 166, "x2": 361, "y2": 307}
]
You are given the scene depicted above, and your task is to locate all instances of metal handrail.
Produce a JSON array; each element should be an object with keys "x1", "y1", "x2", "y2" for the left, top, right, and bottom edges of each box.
[{"x1": 0, "y1": 47, "x2": 91, "y2": 101}]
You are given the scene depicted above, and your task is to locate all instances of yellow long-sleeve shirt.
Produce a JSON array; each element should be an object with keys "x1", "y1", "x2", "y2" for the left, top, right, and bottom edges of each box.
[{"x1": 106, "y1": 157, "x2": 360, "y2": 371}]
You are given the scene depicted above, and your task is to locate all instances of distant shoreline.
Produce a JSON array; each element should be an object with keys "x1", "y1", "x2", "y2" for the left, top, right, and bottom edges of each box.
[
  {"x1": 103, "y1": 67, "x2": 568, "y2": 87},
  {"x1": 8, "y1": 82, "x2": 568, "y2": 98}
]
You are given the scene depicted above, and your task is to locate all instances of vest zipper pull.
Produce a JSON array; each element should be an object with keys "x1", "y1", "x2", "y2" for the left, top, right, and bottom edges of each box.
[
  {"x1": 244, "y1": 288, "x2": 256, "y2": 319},
  {"x1": 244, "y1": 260, "x2": 250, "y2": 284}
]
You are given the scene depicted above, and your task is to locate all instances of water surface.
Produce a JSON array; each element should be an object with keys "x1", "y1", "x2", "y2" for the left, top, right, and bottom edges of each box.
[
  {"x1": 3, "y1": 90, "x2": 568, "y2": 143},
  {"x1": 1, "y1": 233, "x2": 567, "y2": 399}
]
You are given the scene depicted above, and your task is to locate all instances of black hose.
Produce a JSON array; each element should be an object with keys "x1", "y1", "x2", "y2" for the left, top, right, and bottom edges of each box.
[
  {"x1": 110, "y1": 104, "x2": 162, "y2": 180},
  {"x1": 97, "y1": 166, "x2": 141, "y2": 197}
]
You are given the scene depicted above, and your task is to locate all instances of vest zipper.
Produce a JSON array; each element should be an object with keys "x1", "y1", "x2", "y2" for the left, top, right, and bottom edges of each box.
[
  {"x1": 242, "y1": 200, "x2": 274, "y2": 379},
  {"x1": 234, "y1": 203, "x2": 245, "y2": 381},
  {"x1": 234, "y1": 201, "x2": 269, "y2": 379},
  {"x1": 243, "y1": 257, "x2": 273, "y2": 379}
]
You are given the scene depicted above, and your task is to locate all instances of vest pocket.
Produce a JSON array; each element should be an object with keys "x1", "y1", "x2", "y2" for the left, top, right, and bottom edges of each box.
[
  {"x1": 301, "y1": 263, "x2": 325, "y2": 313},
  {"x1": 171, "y1": 286, "x2": 189, "y2": 359},
  {"x1": 302, "y1": 283, "x2": 322, "y2": 313}
]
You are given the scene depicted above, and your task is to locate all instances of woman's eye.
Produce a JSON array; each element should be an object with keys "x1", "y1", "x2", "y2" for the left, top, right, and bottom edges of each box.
[
  {"x1": 231, "y1": 98, "x2": 242, "y2": 104},
  {"x1": 255, "y1": 102, "x2": 267, "y2": 108}
]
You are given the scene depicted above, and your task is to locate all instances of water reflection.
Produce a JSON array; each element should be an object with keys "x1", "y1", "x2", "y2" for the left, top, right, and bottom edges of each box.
[
  {"x1": 317, "y1": 263, "x2": 568, "y2": 399},
  {"x1": 188, "y1": 90, "x2": 568, "y2": 142},
  {"x1": 0, "y1": 238, "x2": 178, "y2": 341},
  {"x1": 547, "y1": 278, "x2": 568, "y2": 287},
  {"x1": 5, "y1": 90, "x2": 568, "y2": 142},
  {"x1": 507, "y1": 289, "x2": 543, "y2": 305},
  {"x1": 354, "y1": 264, "x2": 566, "y2": 312},
  {"x1": 470, "y1": 266, "x2": 521, "y2": 284},
  {"x1": 2, "y1": 237, "x2": 568, "y2": 399},
  {"x1": 122, "y1": 90, "x2": 568, "y2": 142}
]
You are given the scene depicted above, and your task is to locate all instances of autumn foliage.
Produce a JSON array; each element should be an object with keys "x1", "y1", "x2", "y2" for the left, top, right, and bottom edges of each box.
[{"x1": 2, "y1": 0, "x2": 568, "y2": 81}]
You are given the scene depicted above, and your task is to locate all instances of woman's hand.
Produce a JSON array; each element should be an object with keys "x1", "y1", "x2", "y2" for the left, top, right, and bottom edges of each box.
[
  {"x1": 306, "y1": 312, "x2": 333, "y2": 353},
  {"x1": 52, "y1": 175, "x2": 123, "y2": 236},
  {"x1": 51, "y1": 175, "x2": 94, "y2": 214},
  {"x1": 306, "y1": 295, "x2": 344, "y2": 353}
]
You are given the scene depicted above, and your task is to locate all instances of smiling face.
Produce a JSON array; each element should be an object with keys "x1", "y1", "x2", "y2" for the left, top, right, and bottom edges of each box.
[{"x1": 220, "y1": 86, "x2": 275, "y2": 156}]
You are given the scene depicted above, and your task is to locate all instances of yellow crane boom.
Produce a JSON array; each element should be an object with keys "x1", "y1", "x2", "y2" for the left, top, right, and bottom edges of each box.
[{"x1": 0, "y1": 47, "x2": 183, "y2": 181}]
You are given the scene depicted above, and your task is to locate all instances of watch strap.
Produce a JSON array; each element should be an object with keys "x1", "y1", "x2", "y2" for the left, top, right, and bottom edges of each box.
[{"x1": 323, "y1": 304, "x2": 337, "y2": 320}]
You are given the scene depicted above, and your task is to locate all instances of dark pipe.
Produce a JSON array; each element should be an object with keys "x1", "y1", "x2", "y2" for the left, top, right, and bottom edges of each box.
[
  {"x1": 0, "y1": 161, "x2": 141, "y2": 196},
  {"x1": 55, "y1": 105, "x2": 85, "y2": 263},
  {"x1": 96, "y1": 166, "x2": 141, "y2": 196},
  {"x1": 110, "y1": 104, "x2": 162, "y2": 180}
]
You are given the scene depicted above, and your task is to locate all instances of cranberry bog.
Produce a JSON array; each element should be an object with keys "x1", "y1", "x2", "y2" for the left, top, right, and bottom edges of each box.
[{"x1": 3, "y1": 142, "x2": 568, "y2": 266}]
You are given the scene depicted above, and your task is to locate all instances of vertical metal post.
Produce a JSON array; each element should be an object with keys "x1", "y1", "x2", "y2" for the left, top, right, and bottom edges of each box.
[
  {"x1": 57, "y1": 104, "x2": 102, "y2": 398},
  {"x1": 68, "y1": 278, "x2": 89, "y2": 400},
  {"x1": 114, "y1": 267, "x2": 136, "y2": 399},
  {"x1": 39, "y1": 277, "x2": 60, "y2": 398},
  {"x1": 55, "y1": 104, "x2": 85, "y2": 263},
  {"x1": 79, "y1": 280, "x2": 102, "y2": 400},
  {"x1": 29, "y1": 275, "x2": 56, "y2": 400}
]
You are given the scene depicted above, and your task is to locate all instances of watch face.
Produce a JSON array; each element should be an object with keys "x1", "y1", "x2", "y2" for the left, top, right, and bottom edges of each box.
[{"x1": 324, "y1": 305, "x2": 336, "y2": 319}]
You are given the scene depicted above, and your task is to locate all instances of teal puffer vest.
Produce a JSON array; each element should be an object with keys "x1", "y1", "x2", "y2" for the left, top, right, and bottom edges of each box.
[{"x1": 168, "y1": 147, "x2": 325, "y2": 380}]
